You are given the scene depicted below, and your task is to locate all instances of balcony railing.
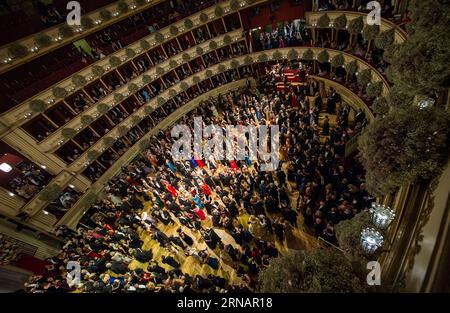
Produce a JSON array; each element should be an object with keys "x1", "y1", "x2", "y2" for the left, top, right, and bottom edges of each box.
[
  {"x1": 305, "y1": 11, "x2": 408, "y2": 44},
  {"x1": 38, "y1": 30, "x2": 244, "y2": 153},
  {"x1": 0, "y1": 0, "x2": 264, "y2": 124},
  {"x1": 0, "y1": 0, "x2": 165, "y2": 74}
]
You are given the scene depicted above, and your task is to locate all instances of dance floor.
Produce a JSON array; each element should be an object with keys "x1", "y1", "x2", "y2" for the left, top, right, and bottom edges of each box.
[{"x1": 99, "y1": 96, "x2": 342, "y2": 288}]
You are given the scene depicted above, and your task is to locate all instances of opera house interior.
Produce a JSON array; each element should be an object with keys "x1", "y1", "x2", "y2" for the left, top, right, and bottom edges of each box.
[{"x1": 0, "y1": 0, "x2": 449, "y2": 296}]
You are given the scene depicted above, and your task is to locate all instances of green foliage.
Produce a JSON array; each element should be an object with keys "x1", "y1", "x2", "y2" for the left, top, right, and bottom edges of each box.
[
  {"x1": 170, "y1": 25, "x2": 179, "y2": 36},
  {"x1": 80, "y1": 16, "x2": 94, "y2": 29},
  {"x1": 374, "y1": 29, "x2": 395, "y2": 50},
  {"x1": 372, "y1": 97, "x2": 389, "y2": 116},
  {"x1": 144, "y1": 106, "x2": 153, "y2": 114},
  {"x1": 358, "y1": 105, "x2": 450, "y2": 195},
  {"x1": 302, "y1": 48, "x2": 314, "y2": 61},
  {"x1": 154, "y1": 32, "x2": 164, "y2": 43},
  {"x1": 72, "y1": 74, "x2": 86, "y2": 87},
  {"x1": 99, "y1": 9, "x2": 112, "y2": 21},
  {"x1": 131, "y1": 115, "x2": 142, "y2": 125},
  {"x1": 140, "y1": 39, "x2": 150, "y2": 51},
  {"x1": 34, "y1": 33, "x2": 52, "y2": 47},
  {"x1": 168, "y1": 89, "x2": 177, "y2": 97},
  {"x1": 182, "y1": 53, "x2": 191, "y2": 62},
  {"x1": 287, "y1": 49, "x2": 298, "y2": 60},
  {"x1": 357, "y1": 68, "x2": 372, "y2": 87},
  {"x1": 193, "y1": 76, "x2": 201, "y2": 84},
  {"x1": 244, "y1": 55, "x2": 253, "y2": 65},
  {"x1": 39, "y1": 184, "x2": 63, "y2": 202},
  {"x1": 383, "y1": 0, "x2": 450, "y2": 98},
  {"x1": 169, "y1": 59, "x2": 178, "y2": 69},
  {"x1": 362, "y1": 24, "x2": 380, "y2": 41},
  {"x1": 272, "y1": 50, "x2": 283, "y2": 60},
  {"x1": 118, "y1": 125, "x2": 129, "y2": 136},
  {"x1": 223, "y1": 34, "x2": 232, "y2": 45},
  {"x1": 125, "y1": 48, "x2": 136, "y2": 59},
  {"x1": 114, "y1": 93, "x2": 124, "y2": 102},
  {"x1": 317, "y1": 50, "x2": 329, "y2": 64},
  {"x1": 8, "y1": 43, "x2": 29, "y2": 58},
  {"x1": 258, "y1": 249, "x2": 367, "y2": 293},
  {"x1": 156, "y1": 97, "x2": 166, "y2": 106},
  {"x1": 62, "y1": 128, "x2": 77, "y2": 139},
  {"x1": 97, "y1": 103, "x2": 109, "y2": 114},
  {"x1": 128, "y1": 83, "x2": 139, "y2": 93},
  {"x1": 184, "y1": 18, "x2": 194, "y2": 29},
  {"x1": 180, "y1": 82, "x2": 189, "y2": 91},
  {"x1": 29, "y1": 99, "x2": 47, "y2": 113},
  {"x1": 142, "y1": 75, "x2": 152, "y2": 84},
  {"x1": 366, "y1": 81, "x2": 383, "y2": 98},
  {"x1": 230, "y1": 60, "x2": 240, "y2": 69},
  {"x1": 81, "y1": 115, "x2": 94, "y2": 125},
  {"x1": 135, "y1": 0, "x2": 146, "y2": 6},
  {"x1": 317, "y1": 14, "x2": 330, "y2": 28},
  {"x1": 257, "y1": 53, "x2": 268, "y2": 62},
  {"x1": 52, "y1": 87, "x2": 67, "y2": 99},
  {"x1": 92, "y1": 65, "x2": 105, "y2": 77},
  {"x1": 346, "y1": 59, "x2": 358, "y2": 75},
  {"x1": 196, "y1": 46, "x2": 204, "y2": 56},
  {"x1": 218, "y1": 64, "x2": 227, "y2": 72},
  {"x1": 348, "y1": 16, "x2": 364, "y2": 35},
  {"x1": 59, "y1": 24, "x2": 74, "y2": 38},
  {"x1": 87, "y1": 150, "x2": 100, "y2": 161},
  {"x1": 330, "y1": 53, "x2": 344, "y2": 68},
  {"x1": 103, "y1": 137, "x2": 116, "y2": 146},
  {"x1": 333, "y1": 14, "x2": 347, "y2": 29},
  {"x1": 209, "y1": 40, "x2": 218, "y2": 50},
  {"x1": 199, "y1": 13, "x2": 209, "y2": 23},
  {"x1": 230, "y1": 0, "x2": 240, "y2": 11},
  {"x1": 214, "y1": 5, "x2": 224, "y2": 17},
  {"x1": 109, "y1": 56, "x2": 121, "y2": 67},
  {"x1": 117, "y1": 0, "x2": 129, "y2": 14},
  {"x1": 335, "y1": 211, "x2": 372, "y2": 259},
  {"x1": 155, "y1": 66, "x2": 165, "y2": 75}
]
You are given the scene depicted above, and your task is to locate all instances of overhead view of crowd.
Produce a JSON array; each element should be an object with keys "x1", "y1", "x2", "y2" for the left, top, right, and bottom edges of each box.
[{"x1": 24, "y1": 61, "x2": 373, "y2": 293}]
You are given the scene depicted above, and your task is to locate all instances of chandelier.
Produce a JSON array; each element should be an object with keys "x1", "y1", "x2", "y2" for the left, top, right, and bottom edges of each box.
[
  {"x1": 369, "y1": 203, "x2": 395, "y2": 229},
  {"x1": 360, "y1": 228, "x2": 384, "y2": 254}
]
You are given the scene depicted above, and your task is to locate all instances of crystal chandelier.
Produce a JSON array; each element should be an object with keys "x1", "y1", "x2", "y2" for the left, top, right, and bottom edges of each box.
[
  {"x1": 360, "y1": 227, "x2": 384, "y2": 254},
  {"x1": 369, "y1": 203, "x2": 395, "y2": 229}
]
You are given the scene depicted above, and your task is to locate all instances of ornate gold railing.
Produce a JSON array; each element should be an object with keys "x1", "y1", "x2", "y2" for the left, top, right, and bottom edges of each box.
[{"x1": 305, "y1": 11, "x2": 408, "y2": 44}]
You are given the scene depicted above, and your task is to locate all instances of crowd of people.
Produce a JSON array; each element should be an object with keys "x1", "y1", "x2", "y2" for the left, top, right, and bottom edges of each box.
[
  {"x1": 254, "y1": 20, "x2": 311, "y2": 51},
  {"x1": 24, "y1": 62, "x2": 373, "y2": 293},
  {"x1": 8, "y1": 161, "x2": 52, "y2": 200}
]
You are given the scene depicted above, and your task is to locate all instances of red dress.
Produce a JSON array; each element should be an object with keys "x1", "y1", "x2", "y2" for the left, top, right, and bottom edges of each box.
[
  {"x1": 166, "y1": 184, "x2": 178, "y2": 197},
  {"x1": 194, "y1": 207, "x2": 206, "y2": 220},
  {"x1": 229, "y1": 160, "x2": 239, "y2": 171},
  {"x1": 195, "y1": 159, "x2": 205, "y2": 168},
  {"x1": 201, "y1": 183, "x2": 212, "y2": 196}
]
